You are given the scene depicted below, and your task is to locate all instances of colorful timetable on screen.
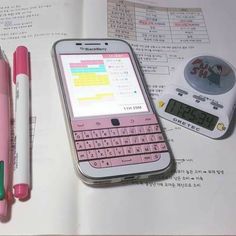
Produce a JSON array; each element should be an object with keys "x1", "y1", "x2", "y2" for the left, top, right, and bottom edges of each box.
[{"x1": 60, "y1": 53, "x2": 148, "y2": 117}]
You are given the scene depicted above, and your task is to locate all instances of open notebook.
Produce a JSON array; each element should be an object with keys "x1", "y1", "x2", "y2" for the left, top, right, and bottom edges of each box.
[{"x1": 1, "y1": 0, "x2": 236, "y2": 234}]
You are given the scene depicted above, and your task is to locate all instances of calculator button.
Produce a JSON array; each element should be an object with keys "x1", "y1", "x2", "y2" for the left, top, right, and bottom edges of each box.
[
  {"x1": 74, "y1": 132, "x2": 83, "y2": 140},
  {"x1": 100, "y1": 159, "x2": 112, "y2": 168},
  {"x1": 83, "y1": 131, "x2": 93, "y2": 139},
  {"x1": 84, "y1": 140, "x2": 95, "y2": 149},
  {"x1": 89, "y1": 160, "x2": 101, "y2": 168},
  {"x1": 92, "y1": 130, "x2": 101, "y2": 139},
  {"x1": 77, "y1": 151, "x2": 87, "y2": 161},
  {"x1": 75, "y1": 141, "x2": 85, "y2": 150}
]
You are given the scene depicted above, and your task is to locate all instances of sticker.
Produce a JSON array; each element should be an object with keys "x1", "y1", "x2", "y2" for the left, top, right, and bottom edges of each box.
[{"x1": 184, "y1": 56, "x2": 236, "y2": 95}]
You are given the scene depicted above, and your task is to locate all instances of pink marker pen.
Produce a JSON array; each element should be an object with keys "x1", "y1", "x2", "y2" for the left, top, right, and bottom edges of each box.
[
  {"x1": 13, "y1": 46, "x2": 30, "y2": 200},
  {"x1": 0, "y1": 48, "x2": 11, "y2": 217}
]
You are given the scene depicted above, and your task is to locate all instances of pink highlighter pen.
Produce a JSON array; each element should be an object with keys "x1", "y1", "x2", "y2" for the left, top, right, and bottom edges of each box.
[
  {"x1": 13, "y1": 46, "x2": 30, "y2": 200},
  {"x1": 0, "y1": 48, "x2": 11, "y2": 217}
]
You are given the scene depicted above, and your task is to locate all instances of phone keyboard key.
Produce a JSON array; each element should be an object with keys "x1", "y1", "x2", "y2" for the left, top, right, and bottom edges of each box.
[{"x1": 74, "y1": 124, "x2": 169, "y2": 168}]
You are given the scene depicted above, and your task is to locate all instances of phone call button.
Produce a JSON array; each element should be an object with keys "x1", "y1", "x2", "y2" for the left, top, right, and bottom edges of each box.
[{"x1": 111, "y1": 118, "x2": 120, "y2": 126}]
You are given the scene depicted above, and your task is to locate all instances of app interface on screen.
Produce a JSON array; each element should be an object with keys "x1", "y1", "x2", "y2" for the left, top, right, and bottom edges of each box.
[{"x1": 60, "y1": 53, "x2": 149, "y2": 117}]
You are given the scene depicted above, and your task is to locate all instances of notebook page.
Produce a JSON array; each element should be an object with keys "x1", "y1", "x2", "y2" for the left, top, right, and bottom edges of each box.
[{"x1": 78, "y1": 0, "x2": 236, "y2": 235}]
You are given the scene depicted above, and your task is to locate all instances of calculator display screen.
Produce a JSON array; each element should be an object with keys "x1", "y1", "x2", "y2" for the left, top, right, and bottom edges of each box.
[{"x1": 165, "y1": 99, "x2": 219, "y2": 130}]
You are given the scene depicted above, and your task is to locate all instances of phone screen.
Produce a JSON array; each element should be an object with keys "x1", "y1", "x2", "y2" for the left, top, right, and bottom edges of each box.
[{"x1": 60, "y1": 53, "x2": 149, "y2": 118}]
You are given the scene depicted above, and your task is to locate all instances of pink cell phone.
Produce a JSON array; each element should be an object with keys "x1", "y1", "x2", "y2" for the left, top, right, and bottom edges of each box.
[{"x1": 52, "y1": 39, "x2": 173, "y2": 185}]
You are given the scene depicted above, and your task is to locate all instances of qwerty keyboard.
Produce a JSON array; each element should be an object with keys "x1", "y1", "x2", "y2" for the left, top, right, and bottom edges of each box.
[{"x1": 73, "y1": 123, "x2": 168, "y2": 169}]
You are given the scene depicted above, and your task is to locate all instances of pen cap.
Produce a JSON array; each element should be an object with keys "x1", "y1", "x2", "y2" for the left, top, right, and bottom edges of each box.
[{"x1": 13, "y1": 46, "x2": 30, "y2": 84}]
